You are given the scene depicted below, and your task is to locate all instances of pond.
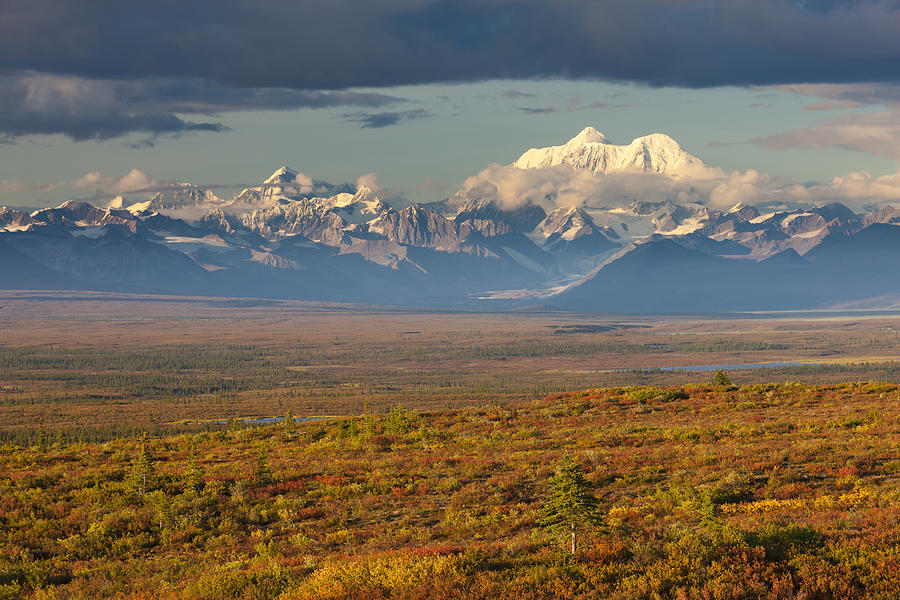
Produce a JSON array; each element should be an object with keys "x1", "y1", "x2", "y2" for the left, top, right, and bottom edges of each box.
[{"x1": 649, "y1": 361, "x2": 824, "y2": 372}]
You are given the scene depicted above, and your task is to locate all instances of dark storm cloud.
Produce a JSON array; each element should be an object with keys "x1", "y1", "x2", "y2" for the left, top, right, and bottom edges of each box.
[
  {"x1": 343, "y1": 109, "x2": 434, "y2": 128},
  {"x1": 4, "y1": 0, "x2": 900, "y2": 139},
  {"x1": 516, "y1": 100, "x2": 624, "y2": 116},
  {"x1": 519, "y1": 107, "x2": 557, "y2": 115},
  {"x1": 0, "y1": 73, "x2": 405, "y2": 141},
  {"x1": 119, "y1": 81, "x2": 404, "y2": 114},
  {"x1": 5, "y1": 0, "x2": 900, "y2": 89},
  {"x1": 0, "y1": 74, "x2": 227, "y2": 141}
]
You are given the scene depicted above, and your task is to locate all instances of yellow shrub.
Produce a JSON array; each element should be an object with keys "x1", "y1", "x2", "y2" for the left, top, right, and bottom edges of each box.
[{"x1": 282, "y1": 550, "x2": 480, "y2": 600}]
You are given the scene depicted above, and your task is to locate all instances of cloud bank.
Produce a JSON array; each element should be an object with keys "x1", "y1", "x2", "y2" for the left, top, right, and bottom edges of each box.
[
  {"x1": 5, "y1": 0, "x2": 900, "y2": 90},
  {"x1": 4, "y1": 1, "x2": 900, "y2": 139},
  {"x1": 0, "y1": 73, "x2": 404, "y2": 141},
  {"x1": 454, "y1": 160, "x2": 900, "y2": 214}
]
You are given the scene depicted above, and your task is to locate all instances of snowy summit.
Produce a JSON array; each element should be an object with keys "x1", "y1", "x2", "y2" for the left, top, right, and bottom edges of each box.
[{"x1": 512, "y1": 127, "x2": 704, "y2": 175}]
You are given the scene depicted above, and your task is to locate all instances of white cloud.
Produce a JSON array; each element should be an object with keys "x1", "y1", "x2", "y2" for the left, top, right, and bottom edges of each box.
[
  {"x1": 72, "y1": 172, "x2": 103, "y2": 189},
  {"x1": 775, "y1": 83, "x2": 900, "y2": 108},
  {"x1": 453, "y1": 160, "x2": 900, "y2": 215},
  {"x1": 293, "y1": 172, "x2": 314, "y2": 193},
  {"x1": 708, "y1": 170, "x2": 785, "y2": 209},
  {"x1": 1, "y1": 168, "x2": 160, "y2": 204},
  {"x1": 756, "y1": 83, "x2": 900, "y2": 160},
  {"x1": 355, "y1": 172, "x2": 381, "y2": 191},
  {"x1": 72, "y1": 168, "x2": 158, "y2": 195},
  {"x1": 752, "y1": 111, "x2": 900, "y2": 159},
  {"x1": 0, "y1": 179, "x2": 30, "y2": 194},
  {"x1": 801, "y1": 171, "x2": 900, "y2": 210},
  {"x1": 455, "y1": 161, "x2": 757, "y2": 212}
]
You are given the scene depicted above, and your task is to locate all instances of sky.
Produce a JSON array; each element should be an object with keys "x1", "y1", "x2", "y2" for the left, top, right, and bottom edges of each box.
[{"x1": 3, "y1": 0, "x2": 900, "y2": 210}]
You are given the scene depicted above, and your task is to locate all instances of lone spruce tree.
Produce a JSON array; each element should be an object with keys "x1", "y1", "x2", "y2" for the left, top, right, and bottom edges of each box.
[
  {"x1": 184, "y1": 449, "x2": 204, "y2": 495},
  {"x1": 36, "y1": 419, "x2": 48, "y2": 453},
  {"x1": 254, "y1": 451, "x2": 274, "y2": 487},
  {"x1": 132, "y1": 434, "x2": 156, "y2": 497},
  {"x1": 713, "y1": 369, "x2": 732, "y2": 386},
  {"x1": 540, "y1": 456, "x2": 602, "y2": 555}
]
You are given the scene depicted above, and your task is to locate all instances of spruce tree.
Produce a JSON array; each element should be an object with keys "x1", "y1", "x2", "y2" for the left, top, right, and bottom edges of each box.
[
  {"x1": 714, "y1": 370, "x2": 732, "y2": 386},
  {"x1": 540, "y1": 456, "x2": 602, "y2": 555},
  {"x1": 184, "y1": 449, "x2": 204, "y2": 495},
  {"x1": 255, "y1": 451, "x2": 274, "y2": 487},
  {"x1": 362, "y1": 401, "x2": 376, "y2": 439},
  {"x1": 132, "y1": 435, "x2": 156, "y2": 496},
  {"x1": 36, "y1": 420, "x2": 48, "y2": 453},
  {"x1": 283, "y1": 409, "x2": 296, "y2": 432}
]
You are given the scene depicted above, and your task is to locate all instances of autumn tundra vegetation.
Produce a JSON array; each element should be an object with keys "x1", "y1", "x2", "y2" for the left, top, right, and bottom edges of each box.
[
  {"x1": 2, "y1": 297, "x2": 900, "y2": 598},
  {"x1": 2, "y1": 380, "x2": 899, "y2": 599}
]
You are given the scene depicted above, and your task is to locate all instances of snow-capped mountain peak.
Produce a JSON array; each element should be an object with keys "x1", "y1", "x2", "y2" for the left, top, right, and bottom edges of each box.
[
  {"x1": 512, "y1": 127, "x2": 703, "y2": 175},
  {"x1": 351, "y1": 185, "x2": 378, "y2": 202},
  {"x1": 0, "y1": 206, "x2": 36, "y2": 232},
  {"x1": 117, "y1": 183, "x2": 223, "y2": 215},
  {"x1": 233, "y1": 166, "x2": 310, "y2": 209},
  {"x1": 264, "y1": 166, "x2": 298, "y2": 185},
  {"x1": 322, "y1": 185, "x2": 389, "y2": 223},
  {"x1": 569, "y1": 126, "x2": 607, "y2": 145}
]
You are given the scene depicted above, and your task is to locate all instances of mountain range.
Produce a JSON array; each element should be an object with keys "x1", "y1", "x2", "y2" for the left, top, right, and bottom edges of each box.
[{"x1": 4, "y1": 127, "x2": 900, "y2": 312}]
